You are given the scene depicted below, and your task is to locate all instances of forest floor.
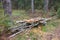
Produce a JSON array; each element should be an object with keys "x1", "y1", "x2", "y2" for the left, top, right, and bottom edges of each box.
[
  {"x1": 10, "y1": 10, "x2": 60, "y2": 40},
  {"x1": 10, "y1": 19, "x2": 60, "y2": 40},
  {"x1": 0, "y1": 10, "x2": 60, "y2": 40}
]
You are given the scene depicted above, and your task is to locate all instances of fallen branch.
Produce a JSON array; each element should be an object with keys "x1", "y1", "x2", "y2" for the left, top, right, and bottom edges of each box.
[
  {"x1": 7, "y1": 17, "x2": 52, "y2": 38},
  {"x1": 16, "y1": 17, "x2": 52, "y2": 24}
]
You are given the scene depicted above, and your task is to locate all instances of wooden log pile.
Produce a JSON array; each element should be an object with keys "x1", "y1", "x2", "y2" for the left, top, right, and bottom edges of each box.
[
  {"x1": 16, "y1": 17, "x2": 51, "y2": 24},
  {"x1": 5, "y1": 17, "x2": 52, "y2": 38}
]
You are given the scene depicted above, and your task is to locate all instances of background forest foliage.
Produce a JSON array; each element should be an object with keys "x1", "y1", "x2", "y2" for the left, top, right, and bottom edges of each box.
[
  {"x1": 0, "y1": 0, "x2": 60, "y2": 10},
  {"x1": 13, "y1": 0, "x2": 60, "y2": 10}
]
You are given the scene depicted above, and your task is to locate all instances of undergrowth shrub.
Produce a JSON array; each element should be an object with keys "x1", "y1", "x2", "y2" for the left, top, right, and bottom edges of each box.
[
  {"x1": 0, "y1": 15, "x2": 13, "y2": 33},
  {"x1": 57, "y1": 8, "x2": 60, "y2": 18}
]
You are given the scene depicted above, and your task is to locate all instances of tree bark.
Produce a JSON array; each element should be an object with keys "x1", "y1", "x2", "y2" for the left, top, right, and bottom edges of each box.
[
  {"x1": 31, "y1": 0, "x2": 34, "y2": 13},
  {"x1": 44, "y1": 0, "x2": 49, "y2": 12},
  {"x1": 2, "y1": 0, "x2": 12, "y2": 16}
]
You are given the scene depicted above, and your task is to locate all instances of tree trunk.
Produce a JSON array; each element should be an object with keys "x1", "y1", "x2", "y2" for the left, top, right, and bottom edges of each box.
[
  {"x1": 31, "y1": 0, "x2": 34, "y2": 13},
  {"x1": 2, "y1": 0, "x2": 12, "y2": 16},
  {"x1": 1, "y1": 0, "x2": 12, "y2": 40},
  {"x1": 44, "y1": 0, "x2": 49, "y2": 12}
]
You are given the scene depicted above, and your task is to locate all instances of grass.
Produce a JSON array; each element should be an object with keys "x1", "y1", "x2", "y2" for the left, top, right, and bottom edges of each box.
[
  {"x1": 0, "y1": 10, "x2": 29, "y2": 20},
  {"x1": 42, "y1": 19, "x2": 60, "y2": 32},
  {"x1": 0, "y1": 9, "x2": 4, "y2": 17},
  {"x1": 0, "y1": 10, "x2": 60, "y2": 40},
  {"x1": 11, "y1": 29, "x2": 41, "y2": 40},
  {"x1": 12, "y1": 10, "x2": 29, "y2": 22},
  {"x1": 14, "y1": 19, "x2": 60, "y2": 40},
  {"x1": 0, "y1": 10, "x2": 30, "y2": 33}
]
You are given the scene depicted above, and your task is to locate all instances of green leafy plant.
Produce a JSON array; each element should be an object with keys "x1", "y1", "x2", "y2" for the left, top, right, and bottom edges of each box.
[
  {"x1": 57, "y1": 8, "x2": 60, "y2": 18},
  {"x1": 0, "y1": 15, "x2": 13, "y2": 33}
]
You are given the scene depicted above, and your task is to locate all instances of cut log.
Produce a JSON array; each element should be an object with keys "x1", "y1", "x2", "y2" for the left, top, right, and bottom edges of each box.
[
  {"x1": 16, "y1": 17, "x2": 51, "y2": 24},
  {"x1": 5, "y1": 17, "x2": 52, "y2": 38}
]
